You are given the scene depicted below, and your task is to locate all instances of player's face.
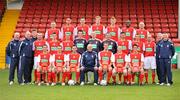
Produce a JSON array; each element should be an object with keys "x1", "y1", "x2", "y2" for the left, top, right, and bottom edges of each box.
[
  {"x1": 72, "y1": 46, "x2": 77, "y2": 52},
  {"x1": 87, "y1": 45, "x2": 93, "y2": 51},
  {"x1": 163, "y1": 34, "x2": 169, "y2": 41},
  {"x1": 77, "y1": 32, "x2": 83, "y2": 37},
  {"x1": 14, "y1": 33, "x2": 20, "y2": 40},
  {"x1": 43, "y1": 46, "x2": 48, "y2": 52},
  {"x1": 120, "y1": 33, "x2": 125, "y2": 38},
  {"x1": 126, "y1": 21, "x2": 131, "y2": 27},
  {"x1": 104, "y1": 44, "x2": 109, "y2": 50},
  {"x1": 57, "y1": 46, "x2": 62, "y2": 52},
  {"x1": 156, "y1": 33, "x2": 162, "y2": 41},
  {"x1": 65, "y1": 35, "x2": 70, "y2": 40},
  {"x1": 133, "y1": 46, "x2": 138, "y2": 51},
  {"x1": 80, "y1": 19, "x2": 85, "y2": 24},
  {"x1": 91, "y1": 32, "x2": 96, "y2": 38},
  {"x1": 52, "y1": 34, "x2": 57, "y2": 40},
  {"x1": 37, "y1": 33, "x2": 43, "y2": 40},
  {"x1": 95, "y1": 18, "x2": 101, "y2": 24},
  {"x1": 51, "y1": 22, "x2": 56, "y2": 28},
  {"x1": 110, "y1": 19, "x2": 116, "y2": 24},
  {"x1": 135, "y1": 35, "x2": 140, "y2": 40},
  {"x1": 25, "y1": 31, "x2": 31, "y2": 39},
  {"x1": 139, "y1": 22, "x2": 145, "y2": 29},
  {"x1": 147, "y1": 35, "x2": 152, "y2": 41},
  {"x1": 106, "y1": 34, "x2": 111, "y2": 39},
  {"x1": 66, "y1": 18, "x2": 71, "y2": 24},
  {"x1": 32, "y1": 30, "x2": 37, "y2": 38},
  {"x1": 117, "y1": 46, "x2": 123, "y2": 52}
]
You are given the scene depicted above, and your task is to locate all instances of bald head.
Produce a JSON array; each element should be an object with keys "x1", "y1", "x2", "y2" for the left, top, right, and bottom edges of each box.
[
  {"x1": 87, "y1": 44, "x2": 93, "y2": 51},
  {"x1": 25, "y1": 31, "x2": 31, "y2": 39},
  {"x1": 139, "y1": 22, "x2": 145, "y2": 29},
  {"x1": 14, "y1": 32, "x2": 20, "y2": 40}
]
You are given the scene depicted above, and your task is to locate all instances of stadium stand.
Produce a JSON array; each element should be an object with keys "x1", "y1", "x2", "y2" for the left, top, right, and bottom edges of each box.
[
  {"x1": 15, "y1": 0, "x2": 178, "y2": 42},
  {"x1": 0, "y1": 0, "x2": 6, "y2": 23}
]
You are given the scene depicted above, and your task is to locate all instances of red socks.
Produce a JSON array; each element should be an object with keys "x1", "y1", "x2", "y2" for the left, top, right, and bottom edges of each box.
[
  {"x1": 34, "y1": 69, "x2": 37, "y2": 82},
  {"x1": 145, "y1": 72, "x2": 148, "y2": 83},
  {"x1": 37, "y1": 71, "x2": 41, "y2": 83},
  {"x1": 139, "y1": 74, "x2": 144, "y2": 84},
  {"x1": 152, "y1": 72, "x2": 156, "y2": 83},
  {"x1": 98, "y1": 70, "x2": 103, "y2": 82},
  {"x1": 132, "y1": 74, "x2": 135, "y2": 82},
  {"x1": 47, "y1": 72, "x2": 51, "y2": 83},
  {"x1": 128, "y1": 74, "x2": 132, "y2": 84}
]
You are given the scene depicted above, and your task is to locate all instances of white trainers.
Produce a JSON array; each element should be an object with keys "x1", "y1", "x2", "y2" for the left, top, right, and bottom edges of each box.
[
  {"x1": 51, "y1": 83, "x2": 56, "y2": 86},
  {"x1": 156, "y1": 82, "x2": 160, "y2": 85},
  {"x1": 160, "y1": 83, "x2": 164, "y2": 86},
  {"x1": 9, "y1": 81, "x2": 14, "y2": 85},
  {"x1": 62, "y1": 83, "x2": 65, "y2": 86},
  {"x1": 20, "y1": 83, "x2": 24, "y2": 86},
  {"x1": 118, "y1": 82, "x2": 122, "y2": 85},
  {"x1": 94, "y1": 83, "x2": 98, "y2": 86},
  {"x1": 46, "y1": 83, "x2": 50, "y2": 86},
  {"x1": 38, "y1": 83, "x2": 41, "y2": 86},
  {"x1": 167, "y1": 83, "x2": 171, "y2": 86},
  {"x1": 80, "y1": 82, "x2": 85, "y2": 86}
]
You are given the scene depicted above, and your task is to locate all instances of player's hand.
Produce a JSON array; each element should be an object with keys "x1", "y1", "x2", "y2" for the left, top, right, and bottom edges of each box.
[
  {"x1": 80, "y1": 66, "x2": 85, "y2": 70},
  {"x1": 94, "y1": 66, "x2": 98, "y2": 70},
  {"x1": 99, "y1": 67, "x2": 102, "y2": 70}
]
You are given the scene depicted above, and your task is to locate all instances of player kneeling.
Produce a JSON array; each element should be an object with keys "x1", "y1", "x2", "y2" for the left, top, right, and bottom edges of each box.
[
  {"x1": 112, "y1": 46, "x2": 130, "y2": 84},
  {"x1": 67, "y1": 45, "x2": 81, "y2": 85},
  {"x1": 129, "y1": 44, "x2": 145, "y2": 85},
  {"x1": 51, "y1": 46, "x2": 68, "y2": 86},
  {"x1": 36, "y1": 45, "x2": 52, "y2": 86},
  {"x1": 98, "y1": 43, "x2": 114, "y2": 85}
]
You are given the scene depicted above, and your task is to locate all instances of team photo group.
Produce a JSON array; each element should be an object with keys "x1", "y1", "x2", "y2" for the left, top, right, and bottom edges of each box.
[{"x1": 7, "y1": 16, "x2": 175, "y2": 86}]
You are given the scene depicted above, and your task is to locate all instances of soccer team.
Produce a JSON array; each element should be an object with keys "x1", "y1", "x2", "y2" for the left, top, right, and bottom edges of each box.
[{"x1": 7, "y1": 16, "x2": 175, "y2": 86}]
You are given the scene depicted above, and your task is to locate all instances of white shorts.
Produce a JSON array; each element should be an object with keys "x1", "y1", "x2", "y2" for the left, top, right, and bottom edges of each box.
[
  {"x1": 144, "y1": 56, "x2": 156, "y2": 69},
  {"x1": 34, "y1": 56, "x2": 39, "y2": 69}
]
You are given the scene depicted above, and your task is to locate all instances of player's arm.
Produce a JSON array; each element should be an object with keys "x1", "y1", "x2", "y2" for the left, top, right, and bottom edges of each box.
[{"x1": 140, "y1": 54, "x2": 144, "y2": 69}]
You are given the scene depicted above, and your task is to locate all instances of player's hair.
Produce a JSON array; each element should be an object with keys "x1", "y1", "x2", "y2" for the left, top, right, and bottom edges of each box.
[
  {"x1": 111, "y1": 16, "x2": 116, "y2": 20},
  {"x1": 95, "y1": 16, "x2": 101, "y2": 19},
  {"x1": 121, "y1": 32, "x2": 125, "y2": 34},
  {"x1": 78, "y1": 30, "x2": 83, "y2": 34},
  {"x1": 31, "y1": 28, "x2": 37, "y2": 32},
  {"x1": 52, "y1": 32, "x2": 57, "y2": 35},
  {"x1": 133, "y1": 44, "x2": 138, "y2": 47}
]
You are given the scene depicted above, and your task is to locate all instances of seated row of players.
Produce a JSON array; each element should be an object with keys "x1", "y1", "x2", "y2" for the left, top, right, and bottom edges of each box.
[
  {"x1": 44, "y1": 16, "x2": 148, "y2": 43},
  {"x1": 33, "y1": 30, "x2": 156, "y2": 86}
]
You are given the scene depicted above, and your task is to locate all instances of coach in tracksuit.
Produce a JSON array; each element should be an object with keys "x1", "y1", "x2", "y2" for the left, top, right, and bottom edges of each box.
[
  {"x1": 80, "y1": 44, "x2": 99, "y2": 85},
  {"x1": 18, "y1": 31, "x2": 34, "y2": 84},
  {"x1": 156, "y1": 33, "x2": 175, "y2": 86},
  {"x1": 155, "y1": 33, "x2": 163, "y2": 84},
  {"x1": 6, "y1": 32, "x2": 21, "y2": 85}
]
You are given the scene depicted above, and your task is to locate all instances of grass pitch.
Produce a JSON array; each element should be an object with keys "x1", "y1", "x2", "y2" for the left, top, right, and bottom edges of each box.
[{"x1": 0, "y1": 69, "x2": 180, "y2": 100}]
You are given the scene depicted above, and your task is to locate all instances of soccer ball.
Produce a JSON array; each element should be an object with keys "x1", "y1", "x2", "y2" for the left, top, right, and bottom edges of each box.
[
  {"x1": 68, "y1": 80, "x2": 75, "y2": 86},
  {"x1": 100, "y1": 80, "x2": 107, "y2": 86}
]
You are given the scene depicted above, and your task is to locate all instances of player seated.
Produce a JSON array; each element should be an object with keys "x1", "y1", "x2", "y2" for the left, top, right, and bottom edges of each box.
[
  {"x1": 66, "y1": 45, "x2": 81, "y2": 84},
  {"x1": 129, "y1": 44, "x2": 145, "y2": 85},
  {"x1": 36, "y1": 45, "x2": 52, "y2": 86},
  {"x1": 112, "y1": 46, "x2": 130, "y2": 84},
  {"x1": 98, "y1": 43, "x2": 114, "y2": 85},
  {"x1": 51, "y1": 45, "x2": 67, "y2": 86}
]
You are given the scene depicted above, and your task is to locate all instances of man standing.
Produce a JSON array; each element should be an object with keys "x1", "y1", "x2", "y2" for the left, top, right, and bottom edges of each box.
[
  {"x1": 105, "y1": 16, "x2": 121, "y2": 41},
  {"x1": 155, "y1": 33, "x2": 163, "y2": 84},
  {"x1": 45, "y1": 21, "x2": 61, "y2": 42},
  {"x1": 143, "y1": 35, "x2": 156, "y2": 84},
  {"x1": 6, "y1": 32, "x2": 21, "y2": 85},
  {"x1": 156, "y1": 33, "x2": 175, "y2": 86},
  {"x1": 18, "y1": 31, "x2": 34, "y2": 85},
  {"x1": 122, "y1": 20, "x2": 136, "y2": 41},
  {"x1": 89, "y1": 16, "x2": 105, "y2": 40},
  {"x1": 60, "y1": 18, "x2": 75, "y2": 41},
  {"x1": 136, "y1": 22, "x2": 150, "y2": 43},
  {"x1": 74, "y1": 30, "x2": 87, "y2": 55},
  {"x1": 80, "y1": 44, "x2": 99, "y2": 86}
]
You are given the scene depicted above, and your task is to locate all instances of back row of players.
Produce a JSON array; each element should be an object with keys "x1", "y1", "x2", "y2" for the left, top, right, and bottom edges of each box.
[{"x1": 30, "y1": 16, "x2": 157, "y2": 86}]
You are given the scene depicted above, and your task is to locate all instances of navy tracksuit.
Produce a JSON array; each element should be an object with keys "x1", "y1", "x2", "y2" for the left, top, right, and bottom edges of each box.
[
  {"x1": 80, "y1": 51, "x2": 99, "y2": 83},
  {"x1": 155, "y1": 40, "x2": 162, "y2": 82},
  {"x1": 18, "y1": 38, "x2": 33, "y2": 84},
  {"x1": 156, "y1": 39, "x2": 175, "y2": 84},
  {"x1": 6, "y1": 40, "x2": 21, "y2": 82}
]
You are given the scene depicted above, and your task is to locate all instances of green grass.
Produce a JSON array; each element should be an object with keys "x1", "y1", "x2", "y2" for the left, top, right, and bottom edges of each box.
[{"x1": 0, "y1": 69, "x2": 180, "y2": 100}]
